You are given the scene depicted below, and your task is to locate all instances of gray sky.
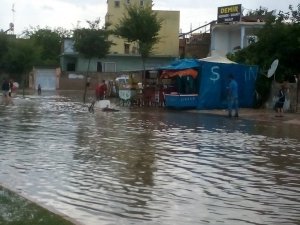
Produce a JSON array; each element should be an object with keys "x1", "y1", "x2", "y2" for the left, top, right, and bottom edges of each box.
[{"x1": 0, "y1": 0, "x2": 298, "y2": 35}]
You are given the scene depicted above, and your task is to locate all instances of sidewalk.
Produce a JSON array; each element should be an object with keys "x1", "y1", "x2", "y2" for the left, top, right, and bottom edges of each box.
[{"x1": 190, "y1": 108, "x2": 300, "y2": 125}]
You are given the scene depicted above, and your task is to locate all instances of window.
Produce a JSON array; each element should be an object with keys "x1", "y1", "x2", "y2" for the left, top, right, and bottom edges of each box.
[
  {"x1": 67, "y1": 63, "x2": 75, "y2": 71},
  {"x1": 126, "y1": 0, "x2": 130, "y2": 5},
  {"x1": 103, "y1": 62, "x2": 116, "y2": 72},
  {"x1": 124, "y1": 43, "x2": 130, "y2": 54},
  {"x1": 140, "y1": 0, "x2": 144, "y2": 7},
  {"x1": 114, "y1": 0, "x2": 120, "y2": 7}
]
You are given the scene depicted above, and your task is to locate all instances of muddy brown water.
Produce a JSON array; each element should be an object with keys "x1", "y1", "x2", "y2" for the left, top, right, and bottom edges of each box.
[{"x1": 0, "y1": 91, "x2": 299, "y2": 225}]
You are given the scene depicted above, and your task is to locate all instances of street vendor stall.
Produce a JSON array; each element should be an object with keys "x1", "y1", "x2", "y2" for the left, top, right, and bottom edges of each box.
[{"x1": 160, "y1": 58, "x2": 259, "y2": 109}]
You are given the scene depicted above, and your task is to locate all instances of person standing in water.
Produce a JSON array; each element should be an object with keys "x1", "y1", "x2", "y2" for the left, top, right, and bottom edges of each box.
[
  {"x1": 275, "y1": 84, "x2": 286, "y2": 117},
  {"x1": 1, "y1": 78, "x2": 13, "y2": 105},
  {"x1": 95, "y1": 80, "x2": 107, "y2": 100},
  {"x1": 227, "y1": 74, "x2": 239, "y2": 118},
  {"x1": 38, "y1": 84, "x2": 42, "y2": 95}
]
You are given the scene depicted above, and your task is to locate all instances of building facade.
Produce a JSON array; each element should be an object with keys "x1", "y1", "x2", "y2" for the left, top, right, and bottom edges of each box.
[
  {"x1": 210, "y1": 4, "x2": 265, "y2": 57},
  {"x1": 210, "y1": 21, "x2": 265, "y2": 57},
  {"x1": 105, "y1": 0, "x2": 180, "y2": 58},
  {"x1": 58, "y1": 0, "x2": 180, "y2": 89},
  {"x1": 60, "y1": 0, "x2": 180, "y2": 74}
]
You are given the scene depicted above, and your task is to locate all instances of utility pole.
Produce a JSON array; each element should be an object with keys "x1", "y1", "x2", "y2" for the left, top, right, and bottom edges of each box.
[{"x1": 4, "y1": 3, "x2": 15, "y2": 34}]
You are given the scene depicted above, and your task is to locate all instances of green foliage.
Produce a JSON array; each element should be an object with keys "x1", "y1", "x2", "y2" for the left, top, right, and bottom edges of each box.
[
  {"x1": 114, "y1": 4, "x2": 162, "y2": 59},
  {"x1": 0, "y1": 186, "x2": 74, "y2": 225},
  {"x1": 23, "y1": 26, "x2": 71, "y2": 66},
  {"x1": 0, "y1": 26, "x2": 71, "y2": 88},
  {"x1": 245, "y1": 6, "x2": 276, "y2": 23},
  {"x1": 289, "y1": 4, "x2": 300, "y2": 23},
  {"x1": 2, "y1": 38, "x2": 40, "y2": 76},
  {"x1": 73, "y1": 19, "x2": 112, "y2": 59},
  {"x1": 73, "y1": 18, "x2": 113, "y2": 103},
  {"x1": 228, "y1": 4, "x2": 300, "y2": 107},
  {"x1": 30, "y1": 29, "x2": 61, "y2": 65},
  {"x1": 24, "y1": 26, "x2": 72, "y2": 39},
  {"x1": 0, "y1": 32, "x2": 9, "y2": 71}
]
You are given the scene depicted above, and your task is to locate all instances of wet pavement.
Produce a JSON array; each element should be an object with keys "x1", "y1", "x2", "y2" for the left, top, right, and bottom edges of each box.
[
  {"x1": 0, "y1": 92, "x2": 299, "y2": 225},
  {"x1": 193, "y1": 108, "x2": 300, "y2": 125}
]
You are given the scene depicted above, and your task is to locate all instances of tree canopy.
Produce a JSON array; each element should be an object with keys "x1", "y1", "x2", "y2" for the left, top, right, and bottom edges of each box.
[
  {"x1": 73, "y1": 19, "x2": 112, "y2": 60},
  {"x1": 73, "y1": 18, "x2": 113, "y2": 103},
  {"x1": 230, "y1": 4, "x2": 300, "y2": 78},
  {"x1": 0, "y1": 26, "x2": 71, "y2": 88},
  {"x1": 228, "y1": 4, "x2": 300, "y2": 106},
  {"x1": 114, "y1": 4, "x2": 162, "y2": 62},
  {"x1": 23, "y1": 26, "x2": 72, "y2": 66}
]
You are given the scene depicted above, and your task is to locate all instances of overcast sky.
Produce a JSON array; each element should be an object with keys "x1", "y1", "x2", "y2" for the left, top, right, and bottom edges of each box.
[{"x1": 0, "y1": 0, "x2": 298, "y2": 35}]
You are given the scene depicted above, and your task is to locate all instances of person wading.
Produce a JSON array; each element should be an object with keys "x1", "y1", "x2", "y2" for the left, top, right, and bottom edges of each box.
[{"x1": 227, "y1": 74, "x2": 239, "y2": 118}]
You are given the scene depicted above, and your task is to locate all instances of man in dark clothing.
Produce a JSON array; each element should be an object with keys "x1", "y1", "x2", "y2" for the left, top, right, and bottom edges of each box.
[
  {"x1": 275, "y1": 85, "x2": 286, "y2": 117},
  {"x1": 2, "y1": 79, "x2": 10, "y2": 97}
]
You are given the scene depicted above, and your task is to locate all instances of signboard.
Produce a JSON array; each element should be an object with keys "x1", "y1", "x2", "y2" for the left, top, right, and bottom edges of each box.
[{"x1": 217, "y1": 4, "x2": 241, "y2": 23}]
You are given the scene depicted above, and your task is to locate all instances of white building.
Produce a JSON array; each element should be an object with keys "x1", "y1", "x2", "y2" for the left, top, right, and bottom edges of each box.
[
  {"x1": 210, "y1": 21, "x2": 265, "y2": 57},
  {"x1": 210, "y1": 4, "x2": 265, "y2": 57}
]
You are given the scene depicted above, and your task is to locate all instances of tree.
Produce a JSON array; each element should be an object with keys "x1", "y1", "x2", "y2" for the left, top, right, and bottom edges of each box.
[
  {"x1": 1, "y1": 27, "x2": 70, "y2": 93},
  {"x1": 0, "y1": 32, "x2": 9, "y2": 73},
  {"x1": 114, "y1": 4, "x2": 162, "y2": 81},
  {"x1": 245, "y1": 6, "x2": 276, "y2": 21},
  {"x1": 3, "y1": 38, "x2": 40, "y2": 96},
  {"x1": 73, "y1": 18, "x2": 113, "y2": 103},
  {"x1": 23, "y1": 26, "x2": 72, "y2": 66},
  {"x1": 228, "y1": 4, "x2": 300, "y2": 107}
]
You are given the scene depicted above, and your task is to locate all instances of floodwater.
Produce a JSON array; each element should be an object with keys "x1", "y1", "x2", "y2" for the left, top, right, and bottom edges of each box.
[{"x1": 0, "y1": 91, "x2": 299, "y2": 225}]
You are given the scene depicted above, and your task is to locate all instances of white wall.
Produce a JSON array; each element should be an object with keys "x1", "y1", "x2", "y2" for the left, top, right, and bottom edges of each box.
[
  {"x1": 35, "y1": 69, "x2": 57, "y2": 91},
  {"x1": 210, "y1": 22, "x2": 265, "y2": 56}
]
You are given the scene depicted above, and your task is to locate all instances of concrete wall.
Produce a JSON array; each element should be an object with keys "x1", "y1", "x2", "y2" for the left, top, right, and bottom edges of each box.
[
  {"x1": 61, "y1": 54, "x2": 175, "y2": 73},
  {"x1": 266, "y1": 81, "x2": 299, "y2": 112},
  {"x1": 58, "y1": 71, "x2": 144, "y2": 90},
  {"x1": 106, "y1": 0, "x2": 152, "y2": 55},
  {"x1": 153, "y1": 10, "x2": 180, "y2": 57},
  {"x1": 210, "y1": 22, "x2": 265, "y2": 56}
]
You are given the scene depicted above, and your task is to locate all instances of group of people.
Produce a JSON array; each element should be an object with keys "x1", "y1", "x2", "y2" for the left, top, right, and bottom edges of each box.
[
  {"x1": 92, "y1": 76, "x2": 289, "y2": 118},
  {"x1": 227, "y1": 75, "x2": 289, "y2": 118},
  {"x1": 1, "y1": 78, "x2": 15, "y2": 105},
  {"x1": 2, "y1": 79, "x2": 14, "y2": 96}
]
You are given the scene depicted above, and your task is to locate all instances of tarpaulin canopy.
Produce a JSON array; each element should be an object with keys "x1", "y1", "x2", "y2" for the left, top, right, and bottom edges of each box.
[
  {"x1": 160, "y1": 59, "x2": 202, "y2": 70},
  {"x1": 199, "y1": 55, "x2": 236, "y2": 64},
  {"x1": 161, "y1": 68, "x2": 198, "y2": 79},
  {"x1": 159, "y1": 58, "x2": 259, "y2": 109}
]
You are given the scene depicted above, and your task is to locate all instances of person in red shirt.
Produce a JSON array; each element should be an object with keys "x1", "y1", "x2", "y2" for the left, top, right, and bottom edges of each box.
[{"x1": 95, "y1": 80, "x2": 107, "y2": 100}]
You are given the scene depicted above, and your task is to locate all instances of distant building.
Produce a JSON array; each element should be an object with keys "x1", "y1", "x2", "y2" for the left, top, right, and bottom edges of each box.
[
  {"x1": 184, "y1": 33, "x2": 211, "y2": 59},
  {"x1": 210, "y1": 4, "x2": 265, "y2": 56},
  {"x1": 60, "y1": 0, "x2": 179, "y2": 74},
  {"x1": 178, "y1": 22, "x2": 212, "y2": 59},
  {"x1": 210, "y1": 21, "x2": 264, "y2": 57},
  {"x1": 106, "y1": 0, "x2": 179, "y2": 58},
  {"x1": 180, "y1": 4, "x2": 266, "y2": 58}
]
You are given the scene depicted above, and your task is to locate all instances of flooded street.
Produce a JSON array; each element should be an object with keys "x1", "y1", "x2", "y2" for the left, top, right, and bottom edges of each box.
[{"x1": 0, "y1": 91, "x2": 300, "y2": 225}]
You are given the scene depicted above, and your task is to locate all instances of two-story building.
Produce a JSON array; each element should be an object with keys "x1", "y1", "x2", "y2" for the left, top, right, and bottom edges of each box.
[
  {"x1": 179, "y1": 4, "x2": 266, "y2": 59},
  {"x1": 210, "y1": 4, "x2": 265, "y2": 57}
]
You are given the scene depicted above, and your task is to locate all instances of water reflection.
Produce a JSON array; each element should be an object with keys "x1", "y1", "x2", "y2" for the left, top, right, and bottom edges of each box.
[{"x1": 0, "y1": 92, "x2": 299, "y2": 225}]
